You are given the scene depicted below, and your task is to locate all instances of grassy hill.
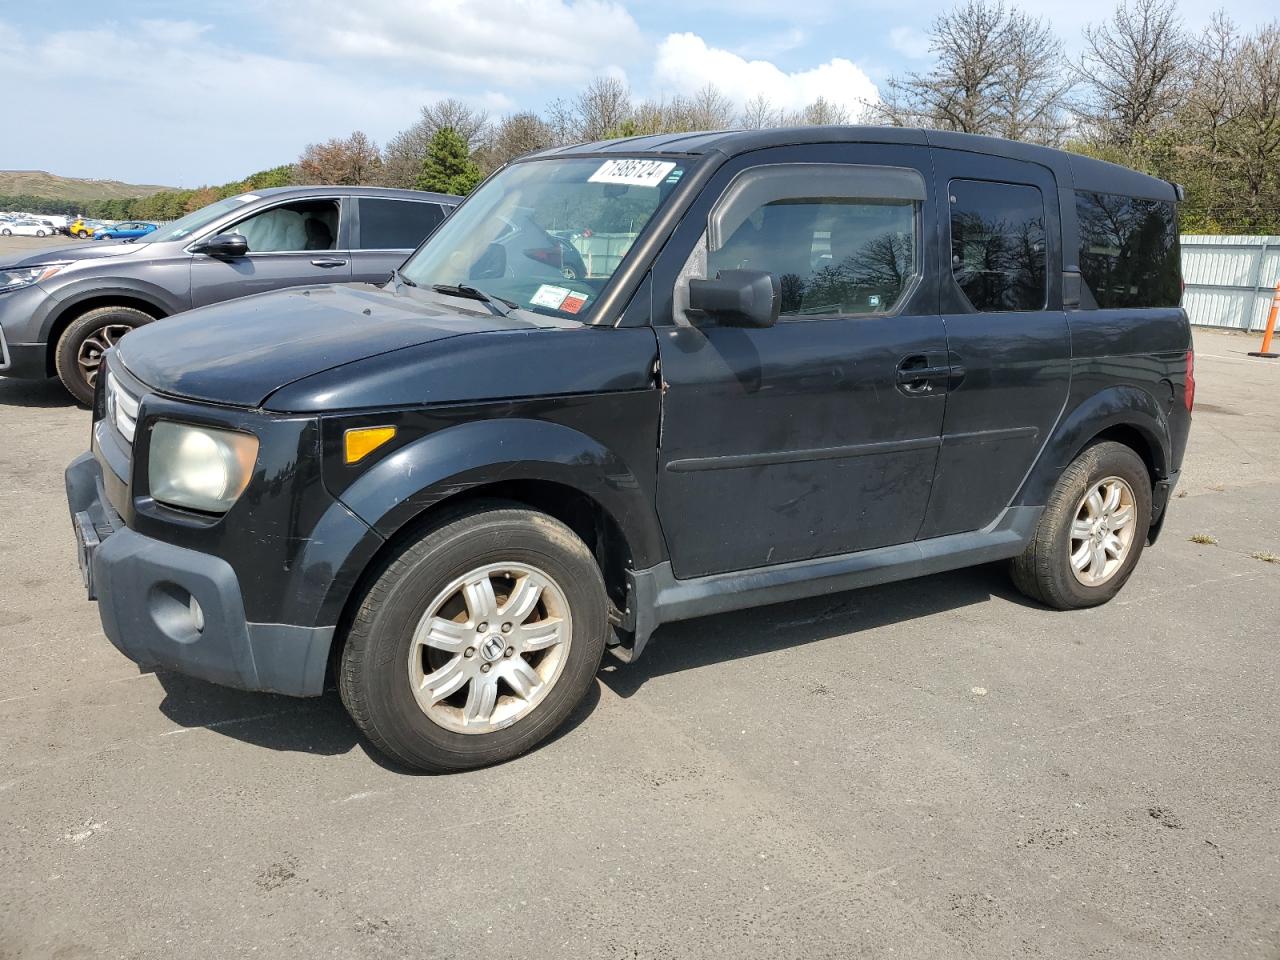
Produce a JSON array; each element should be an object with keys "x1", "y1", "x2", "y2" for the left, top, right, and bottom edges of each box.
[{"x1": 0, "y1": 170, "x2": 174, "y2": 202}]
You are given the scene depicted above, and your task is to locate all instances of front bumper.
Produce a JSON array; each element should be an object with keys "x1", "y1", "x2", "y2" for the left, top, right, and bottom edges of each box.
[
  {"x1": 0, "y1": 282, "x2": 54, "y2": 379},
  {"x1": 65, "y1": 452, "x2": 333, "y2": 696}
]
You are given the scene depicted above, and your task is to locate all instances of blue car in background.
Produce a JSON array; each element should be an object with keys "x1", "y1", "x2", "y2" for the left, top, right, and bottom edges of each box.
[{"x1": 93, "y1": 221, "x2": 158, "y2": 241}]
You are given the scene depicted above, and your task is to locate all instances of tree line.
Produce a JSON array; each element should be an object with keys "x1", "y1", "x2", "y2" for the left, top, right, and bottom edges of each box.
[{"x1": 13, "y1": 0, "x2": 1279, "y2": 234}]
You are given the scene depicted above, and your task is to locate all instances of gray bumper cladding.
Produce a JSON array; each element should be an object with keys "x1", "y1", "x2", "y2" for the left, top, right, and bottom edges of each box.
[{"x1": 64, "y1": 453, "x2": 333, "y2": 697}]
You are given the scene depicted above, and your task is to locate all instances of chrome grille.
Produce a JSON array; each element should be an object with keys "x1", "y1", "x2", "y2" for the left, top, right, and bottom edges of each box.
[{"x1": 105, "y1": 372, "x2": 139, "y2": 444}]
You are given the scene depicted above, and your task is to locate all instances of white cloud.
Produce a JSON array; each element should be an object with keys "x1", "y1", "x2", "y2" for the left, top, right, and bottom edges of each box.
[
  {"x1": 0, "y1": 19, "x2": 512, "y2": 186},
  {"x1": 270, "y1": 0, "x2": 645, "y2": 86},
  {"x1": 652, "y1": 33, "x2": 879, "y2": 118},
  {"x1": 888, "y1": 26, "x2": 931, "y2": 60}
]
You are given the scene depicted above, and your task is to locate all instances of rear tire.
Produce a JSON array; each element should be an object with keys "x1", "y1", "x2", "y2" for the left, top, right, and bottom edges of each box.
[
  {"x1": 54, "y1": 306, "x2": 153, "y2": 405},
  {"x1": 1010, "y1": 441, "x2": 1152, "y2": 609},
  {"x1": 339, "y1": 505, "x2": 608, "y2": 772}
]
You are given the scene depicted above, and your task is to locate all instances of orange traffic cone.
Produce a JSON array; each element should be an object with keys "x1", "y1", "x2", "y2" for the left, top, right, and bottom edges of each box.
[{"x1": 1249, "y1": 282, "x2": 1280, "y2": 358}]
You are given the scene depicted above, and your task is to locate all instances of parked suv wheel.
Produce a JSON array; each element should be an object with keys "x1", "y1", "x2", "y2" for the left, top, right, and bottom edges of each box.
[
  {"x1": 339, "y1": 505, "x2": 608, "y2": 772},
  {"x1": 1010, "y1": 441, "x2": 1152, "y2": 609},
  {"x1": 54, "y1": 306, "x2": 153, "y2": 405}
]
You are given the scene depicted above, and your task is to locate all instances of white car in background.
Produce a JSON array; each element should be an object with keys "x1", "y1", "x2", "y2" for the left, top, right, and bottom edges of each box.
[{"x1": 0, "y1": 218, "x2": 55, "y2": 237}]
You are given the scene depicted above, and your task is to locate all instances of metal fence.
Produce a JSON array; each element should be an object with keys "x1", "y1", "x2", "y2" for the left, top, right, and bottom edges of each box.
[{"x1": 1181, "y1": 234, "x2": 1280, "y2": 331}]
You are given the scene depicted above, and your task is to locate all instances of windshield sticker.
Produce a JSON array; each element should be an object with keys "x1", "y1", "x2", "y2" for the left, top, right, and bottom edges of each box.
[
  {"x1": 588, "y1": 159, "x2": 678, "y2": 188},
  {"x1": 531, "y1": 284, "x2": 573, "y2": 309},
  {"x1": 239, "y1": 194, "x2": 259, "y2": 202},
  {"x1": 560, "y1": 292, "x2": 589, "y2": 314}
]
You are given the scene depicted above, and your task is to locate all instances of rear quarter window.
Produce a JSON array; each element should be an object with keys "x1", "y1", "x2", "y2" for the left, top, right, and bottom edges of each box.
[
  {"x1": 1076, "y1": 192, "x2": 1181, "y2": 308},
  {"x1": 358, "y1": 198, "x2": 446, "y2": 250}
]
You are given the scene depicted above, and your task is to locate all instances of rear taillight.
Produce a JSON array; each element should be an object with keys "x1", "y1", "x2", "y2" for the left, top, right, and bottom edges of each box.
[{"x1": 1185, "y1": 348, "x2": 1195, "y2": 411}]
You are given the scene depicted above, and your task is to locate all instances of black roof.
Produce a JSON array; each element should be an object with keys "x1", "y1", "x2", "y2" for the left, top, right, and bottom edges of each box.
[
  {"x1": 530, "y1": 126, "x2": 1177, "y2": 201},
  {"x1": 249, "y1": 185, "x2": 461, "y2": 204}
]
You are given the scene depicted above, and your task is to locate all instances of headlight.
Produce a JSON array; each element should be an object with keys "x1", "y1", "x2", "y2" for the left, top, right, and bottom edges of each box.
[
  {"x1": 0, "y1": 263, "x2": 66, "y2": 294},
  {"x1": 148, "y1": 421, "x2": 259, "y2": 513}
]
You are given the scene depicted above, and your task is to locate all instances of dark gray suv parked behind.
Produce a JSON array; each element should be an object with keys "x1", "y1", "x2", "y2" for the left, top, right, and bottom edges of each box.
[{"x1": 0, "y1": 185, "x2": 458, "y2": 402}]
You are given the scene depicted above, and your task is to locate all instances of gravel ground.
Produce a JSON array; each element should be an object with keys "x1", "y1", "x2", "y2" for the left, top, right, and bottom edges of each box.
[{"x1": 0, "y1": 306, "x2": 1277, "y2": 959}]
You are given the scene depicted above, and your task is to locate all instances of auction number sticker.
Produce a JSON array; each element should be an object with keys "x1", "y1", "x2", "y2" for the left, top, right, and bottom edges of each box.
[
  {"x1": 531, "y1": 284, "x2": 591, "y2": 313},
  {"x1": 588, "y1": 159, "x2": 677, "y2": 188}
]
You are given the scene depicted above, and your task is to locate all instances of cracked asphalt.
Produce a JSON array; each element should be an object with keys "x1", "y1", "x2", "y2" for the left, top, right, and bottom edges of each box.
[{"x1": 0, "y1": 271, "x2": 1276, "y2": 958}]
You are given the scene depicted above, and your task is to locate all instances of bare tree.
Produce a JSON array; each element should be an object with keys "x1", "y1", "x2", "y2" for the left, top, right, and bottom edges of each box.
[
  {"x1": 575, "y1": 75, "x2": 632, "y2": 141},
  {"x1": 739, "y1": 94, "x2": 779, "y2": 129},
  {"x1": 687, "y1": 84, "x2": 737, "y2": 130},
  {"x1": 1228, "y1": 24, "x2": 1280, "y2": 226},
  {"x1": 1074, "y1": 0, "x2": 1186, "y2": 149},
  {"x1": 381, "y1": 99, "x2": 491, "y2": 188},
  {"x1": 872, "y1": 0, "x2": 1071, "y2": 143},
  {"x1": 997, "y1": 10, "x2": 1073, "y2": 143},
  {"x1": 801, "y1": 96, "x2": 852, "y2": 126},
  {"x1": 479, "y1": 112, "x2": 554, "y2": 171},
  {"x1": 295, "y1": 131, "x2": 382, "y2": 185}
]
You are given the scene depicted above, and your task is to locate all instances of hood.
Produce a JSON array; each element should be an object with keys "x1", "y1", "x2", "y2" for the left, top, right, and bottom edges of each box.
[
  {"x1": 2, "y1": 240, "x2": 153, "y2": 268},
  {"x1": 116, "y1": 283, "x2": 570, "y2": 408}
]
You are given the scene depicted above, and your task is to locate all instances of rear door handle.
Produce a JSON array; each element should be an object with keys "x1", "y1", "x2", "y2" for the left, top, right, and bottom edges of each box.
[{"x1": 311, "y1": 258, "x2": 347, "y2": 268}]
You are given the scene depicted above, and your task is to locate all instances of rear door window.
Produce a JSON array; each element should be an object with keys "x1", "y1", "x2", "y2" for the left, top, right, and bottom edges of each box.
[
  {"x1": 949, "y1": 180, "x2": 1047, "y2": 312},
  {"x1": 1076, "y1": 192, "x2": 1180, "y2": 308},
  {"x1": 358, "y1": 198, "x2": 446, "y2": 250}
]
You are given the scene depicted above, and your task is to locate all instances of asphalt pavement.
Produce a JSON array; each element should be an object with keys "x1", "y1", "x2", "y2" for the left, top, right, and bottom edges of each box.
[{"x1": 0, "y1": 268, "x2": 1276, "y2": 958}]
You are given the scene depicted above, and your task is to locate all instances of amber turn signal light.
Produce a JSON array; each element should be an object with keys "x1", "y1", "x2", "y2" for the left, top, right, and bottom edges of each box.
[{"x1": 344, "y1": 426, "x2": 396, "y2": 464}]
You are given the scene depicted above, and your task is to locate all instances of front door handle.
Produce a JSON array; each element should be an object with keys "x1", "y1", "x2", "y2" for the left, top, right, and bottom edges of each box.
[
  {"x1": 896, "y1": 355, "x2": 952, "y2": 394},
  {"x1": 311, "y1": 258, "x2": 347, "y2": 268}
]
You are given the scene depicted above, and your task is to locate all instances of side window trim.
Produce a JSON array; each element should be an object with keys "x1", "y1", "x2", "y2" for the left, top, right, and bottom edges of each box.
[{"x1": 675, "y1": 161, "x2": 928, "y2": 325}]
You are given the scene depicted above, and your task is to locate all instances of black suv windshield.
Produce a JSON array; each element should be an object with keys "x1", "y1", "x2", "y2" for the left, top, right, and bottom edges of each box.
[
  {"x1": 400, "y1": 157, "x2": 688, "y2": 319},
  {"x1": 146, "y1": 194, "x2": 262, "y2": 243}
]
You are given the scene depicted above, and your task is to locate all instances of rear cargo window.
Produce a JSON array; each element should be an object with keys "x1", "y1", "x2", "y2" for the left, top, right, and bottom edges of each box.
[
  {"x1": 949, "y1": 179, "x2": 1047, "y2": 312},
  {"x1": 1075, "y1": 192, "x2": 1180, "y2": 308}
]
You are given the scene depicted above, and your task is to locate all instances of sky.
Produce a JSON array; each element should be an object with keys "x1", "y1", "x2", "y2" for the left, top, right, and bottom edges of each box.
[{"x1": 1, "y1": 0, "x2": 1274, "y2": 188}]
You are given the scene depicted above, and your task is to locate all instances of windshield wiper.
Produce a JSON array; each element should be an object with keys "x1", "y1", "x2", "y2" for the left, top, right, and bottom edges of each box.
[
  {"x1": 391, "y1": 267, "x2": 417, "y2": 288},
  {"x1": 431, "y1": 283, "x2": 516, "y2": 318}
]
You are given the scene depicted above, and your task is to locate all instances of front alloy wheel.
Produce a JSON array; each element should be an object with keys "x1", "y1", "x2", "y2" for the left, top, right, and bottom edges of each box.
[
  {"x1": 339, "y1": 504, "x2": 608, "y2": 772},
  {"x1": 409, "y1": 562, "x2": 572, "y2": 733}
]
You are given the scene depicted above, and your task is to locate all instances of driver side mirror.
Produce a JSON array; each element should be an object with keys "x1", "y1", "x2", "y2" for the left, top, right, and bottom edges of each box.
[
  {"x1": 194, "y1": 233, "x2": 248, "y2": 258},
  {"x1": 688, "y1": 269, "x2": 780, "y2": 329}
]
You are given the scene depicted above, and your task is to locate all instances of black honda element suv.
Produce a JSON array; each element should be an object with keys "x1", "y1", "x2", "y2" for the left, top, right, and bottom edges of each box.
[{"x1": 66, "y1": 128, "x2": 1193, "y2": 771}]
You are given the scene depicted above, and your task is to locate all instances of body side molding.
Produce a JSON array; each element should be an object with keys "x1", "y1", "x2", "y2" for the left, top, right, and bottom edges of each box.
[{"x1": 619, "y1": 505, "x2": 1042, "y2": 661}]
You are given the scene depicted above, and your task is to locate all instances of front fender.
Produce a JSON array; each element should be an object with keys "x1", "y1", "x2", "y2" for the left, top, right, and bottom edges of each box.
[
  {"x1": 39, "y1": 275, "x2": 190, "y2": 341},
  {"x1": 1014, "y1": 383, "x2": 1172, "y2": 508},
  {"x1": 332, "y1": 412, "x2": 666, "y2": 569}
]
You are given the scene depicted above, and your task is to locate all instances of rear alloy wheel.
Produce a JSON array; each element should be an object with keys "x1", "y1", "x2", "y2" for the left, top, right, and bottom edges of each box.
[
  {"x1": 54, "y1": 306, "x2": 153, "y2": 404},
  {"x1": 340, "y1": 505, "x2": 608, "y2": 772},
  {"x1": 1067, "y1": 476, "x2": 1138, "y2": 587},
  {"x1": 1, "y1": 229, "x2": 10, "y2": 236},
  {"x1": 1010, "y1": 441, "x2": 1152, "y2": 609}
]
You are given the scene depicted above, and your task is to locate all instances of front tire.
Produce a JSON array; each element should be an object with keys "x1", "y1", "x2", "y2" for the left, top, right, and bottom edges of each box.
[
  {"x1": 54, "y1": 306, "x2": 153, "y2": 405},
  {"x1": 339, "y1": 505, "x2": 608, "y2": 772},
  {"x1": 1010, "y1": 441, "x2": 1152, "y2": 609}
]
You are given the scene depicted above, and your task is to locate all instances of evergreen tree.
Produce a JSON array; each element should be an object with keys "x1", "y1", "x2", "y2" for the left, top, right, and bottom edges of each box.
[{"x1": 417, "y1": 127, "x2": 484, "y2": 195}]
